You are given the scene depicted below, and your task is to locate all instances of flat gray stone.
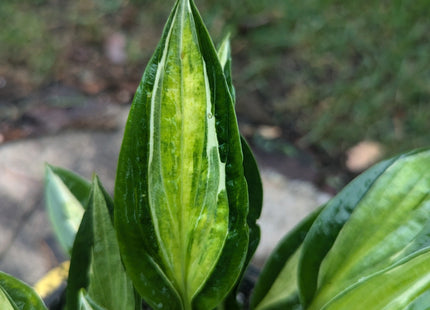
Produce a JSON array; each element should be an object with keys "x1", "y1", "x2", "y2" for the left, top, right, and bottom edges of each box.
[
  {"x1": 0, "y1": 108, "x2": 129, "y2": 284},
  {"x1": 254, "y1": 169, "x2": 331, "y2": 266}
]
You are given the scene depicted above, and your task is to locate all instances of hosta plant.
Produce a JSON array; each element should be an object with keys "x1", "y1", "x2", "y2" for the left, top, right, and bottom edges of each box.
[
  {"x1": 2, "y1": 0, "x2": 430, "y2": 309},
  {"x1": 251, "y1": 149, "x2": 430, "y2": 310}
]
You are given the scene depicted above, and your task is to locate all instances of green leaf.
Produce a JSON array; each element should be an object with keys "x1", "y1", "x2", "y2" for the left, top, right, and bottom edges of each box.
[
  {"x1": 306, "y1": 149, "x2": 430, "y2": 309},
  {"x1": 217, "y1": 34, "x2": 263, "y2": 309},
  {"x1": 241, "y1": 137, "x2": 263, "y2": 267},
  {"x1": 217, "y1": 35, "x2": 262, "y2": 268},
  {"x1": 217, "y1": 37, "x2": 262, "y2": 262},
  {"x1": 217, "y1": 38, "x2": 262, "y2": 265},
  {"x1": 0, "y1": 287, "x2": 16, "y2": 310},
  {"x1": 66, "y1": 186, "x2": 96, "y2": 310},
  {"x1": 78, "y1": 289, "x2": 106, "y2": 310},
  {"x1": 44, "y1": 164, "x2": 91, "y2": 255},
  {"x1": 0, "y1": 271, "x2": 47, "y2": 310},
  {"x1": 250, "y1": 207, "x2": 322, "y2": 310},
  {"x1": 46, "y1": 164, "x2": 92, "y2": 207},
  {"x1": 321, "y1": 248, "x2": 430, "y2": 310},
  {"x1": 217, "y1": 33, "x2": 235, "y2": 101},
  {"x1": 298, "y1": 153, "x2": 400, "y2": 306},
  {"x1": 405, "y1": 290, "x2": 430, "y2": 310},
  {"x1": 217, "y1": 33, "x2": 231, "y2": 72},
  {"x1": 67, "y1": 177, "x2": 136, "y2": 310},
  {"x1": 114, "y1": 0, "x2": 248, "y2": 309},
  {"x1": 87, "y1": 177, "x2": 136, "y2": 310}
]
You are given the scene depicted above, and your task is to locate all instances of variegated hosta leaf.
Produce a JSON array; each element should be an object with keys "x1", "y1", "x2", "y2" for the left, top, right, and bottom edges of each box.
[
  {"x1": 44, "y1": 164, "x2": 91, "y2": 255},
  {"x1": 298, "y1": 149, "x2": 430, "y2": 309},
  {"x1": 114, "y1": 0, "x2": 248, "y2": 309},
  {"x1": 298, "y1": 154, "x2": 400, "y2": 305},
  {"x1": 0, "y1": 271, "x2": 47, "y2": 310}
]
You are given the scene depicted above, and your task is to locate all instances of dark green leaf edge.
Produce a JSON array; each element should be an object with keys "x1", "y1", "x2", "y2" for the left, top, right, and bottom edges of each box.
[
  {"x1": 66, "y1": 186, "x2": 95, "y2": 310},
  {"x1": 250, "y1": 206, "x2": 323, "y2": 309},
  {"x1": 217, "y1": 33, "x2": 263, "y2": 274},
  {"x1": 218, "y1": 35, "x2": 263, "y2": 267},
  {"x1": 217, "y1": 33, "x2": 263, "y2": 308},
  {"x1": 222, "y1": 137, "x2": 263, "y2": 309},
  {"x1": 242, "y1": 137, "x2": 263, "y2": 270}
]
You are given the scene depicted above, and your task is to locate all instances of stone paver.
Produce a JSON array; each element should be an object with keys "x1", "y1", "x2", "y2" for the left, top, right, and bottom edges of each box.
[
  {"x1": 0, "y1": 108, "x2": 128, "y2": 284},
  {"x1": 255, "y1": 170, "x2": 331, "y2": 266},
  {"x1": 0, "y1": 106, "x2": 330, "y2": 284}
]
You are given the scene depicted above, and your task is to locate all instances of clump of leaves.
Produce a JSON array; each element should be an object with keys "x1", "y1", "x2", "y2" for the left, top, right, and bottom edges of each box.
[
  {"x1": 1, "y1": 1, "x2": 430, "y2": 310},
  {"x1": 251, "y1": 149, "x2": 430, "y2": 309}
]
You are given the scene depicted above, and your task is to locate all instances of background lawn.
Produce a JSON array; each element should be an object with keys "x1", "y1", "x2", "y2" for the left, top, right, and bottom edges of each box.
[{"x1": 1, "y1": 0, "x2": 429, "y2": 186}]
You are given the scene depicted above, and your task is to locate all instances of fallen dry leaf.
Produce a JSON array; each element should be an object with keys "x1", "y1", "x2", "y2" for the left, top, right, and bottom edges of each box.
[
  {"x1": 346, "y1": 140, "x2": 384, "y2": 172},
  {"x1": 257, "y1": 125, "x2": 282, "y2": 140}
]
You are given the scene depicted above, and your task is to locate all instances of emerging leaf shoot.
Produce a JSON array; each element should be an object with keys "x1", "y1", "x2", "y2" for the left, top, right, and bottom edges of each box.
[{"x1": 114, "y1": 0, "x2": 249, "y2": 308}]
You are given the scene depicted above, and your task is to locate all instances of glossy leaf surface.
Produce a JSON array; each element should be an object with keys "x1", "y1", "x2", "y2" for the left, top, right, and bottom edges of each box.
[
  {"x1": 0, "y1": 271, "x2": 47, "y2": 310},
  {"x1": 298, "y1": 154, "x2": 399, "y2": 305},
  {"x1": 307, "y1": 149, "x2": 430, "y2": 309},
  {"x1": 114, "y1": 0, "x2": 248, "y2": 309},
  {"x1": 321, "y1": 248, "x2": 430, "y2": 310},
  {"x1": 44, "y1": 164, "x2": 91, "y2": 254}
]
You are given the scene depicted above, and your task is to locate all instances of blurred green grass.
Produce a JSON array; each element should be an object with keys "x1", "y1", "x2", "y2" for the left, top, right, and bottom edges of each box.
[{"x1": 0, "y1": 0, "x2": 429, "y2": 158}]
